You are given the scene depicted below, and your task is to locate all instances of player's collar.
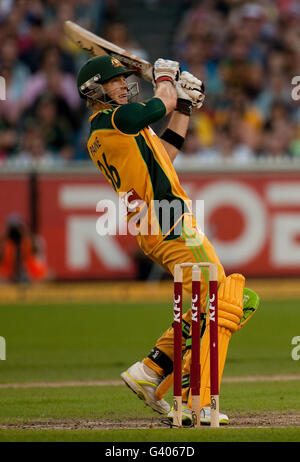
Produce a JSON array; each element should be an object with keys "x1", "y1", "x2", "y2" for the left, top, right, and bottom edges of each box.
[
  {"x1": 89, "y1": 106, "x2": 120, "y2": 123},
  {"x1": 89, "y1": 110, "x2": 102, "y2": 123}
]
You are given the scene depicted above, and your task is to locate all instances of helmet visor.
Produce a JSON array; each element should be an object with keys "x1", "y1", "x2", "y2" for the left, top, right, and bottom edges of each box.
[{"x1": 80, "y1": 76, "x2": 139, "y2": 105}]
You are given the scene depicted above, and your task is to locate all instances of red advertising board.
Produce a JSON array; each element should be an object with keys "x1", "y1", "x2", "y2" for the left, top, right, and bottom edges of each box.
[
  {"x1": 38, "y1": 175, "x2": 138, "y2": 280},
  {"x1": 0, "y1": 175, "x2": 29, "y2": 229},
  {"x1": 1, "y1": 169, "x2": 300, "y2": 279},
  {"x1": 179, "y1": 171, "x2": 300, "y2": 276}
]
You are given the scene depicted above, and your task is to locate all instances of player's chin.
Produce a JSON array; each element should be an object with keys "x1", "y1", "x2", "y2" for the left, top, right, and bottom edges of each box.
[{"x1": 117, "y1": 95, "x2": 128, "y2": 104}]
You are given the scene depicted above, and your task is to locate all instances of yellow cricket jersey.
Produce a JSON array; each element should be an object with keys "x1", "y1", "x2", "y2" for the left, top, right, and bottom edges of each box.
[{"x1": 87, "y1": 98, "x2": 194, "y2": 255}]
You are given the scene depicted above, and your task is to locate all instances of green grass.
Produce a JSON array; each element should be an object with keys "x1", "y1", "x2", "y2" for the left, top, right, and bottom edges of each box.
[
  {"x1": 0, "y1": 299, "x2": 300, "y2": 383},
  {"x1": 0, "y1": 381, "x2": 299, "y2": 422},
  {"x1": 228, "y1": 299, "x2": 300, "y2": 377},
  {"x1": 0, "y1": 297, "x2": 300, "y2": 441},
  {"x1": 0, "y1": 428, "x2": 300, "y2": 442},
  {"x1": 0, "y1": 302, "x2": 169, "y2": 382}
]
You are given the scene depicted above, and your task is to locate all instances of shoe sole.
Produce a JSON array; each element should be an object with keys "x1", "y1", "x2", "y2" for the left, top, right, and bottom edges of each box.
[
  {"x1": 200, "y1": 418, "x2": 229, "y2": 426},
  {"x1": 120, "y1": 371, "x2": 169, "y2": 415},
  {"x1": 167, "y1": 417, "x2": 229, "y2": 426},
  {"x1": 167, "y1": 413, "x2": 229, "y2": 426}
]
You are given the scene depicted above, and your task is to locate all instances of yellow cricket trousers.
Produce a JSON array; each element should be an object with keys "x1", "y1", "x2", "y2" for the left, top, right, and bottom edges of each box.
[{"x1": 145, "y1": 219, "x2": 226, "y2": 366}]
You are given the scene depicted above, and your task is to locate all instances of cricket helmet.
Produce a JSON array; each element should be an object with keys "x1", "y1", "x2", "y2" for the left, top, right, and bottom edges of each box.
[{"x1": 77, "y1": 55, "x2": 134, "y2": 101}]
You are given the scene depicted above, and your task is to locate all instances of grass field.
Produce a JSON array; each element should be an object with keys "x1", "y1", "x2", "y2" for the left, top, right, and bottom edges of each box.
[{"x1": 0, "y1": 286, "x2": 300, "y2": 443}]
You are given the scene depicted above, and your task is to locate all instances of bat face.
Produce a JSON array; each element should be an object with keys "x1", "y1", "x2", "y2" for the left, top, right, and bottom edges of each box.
[{"x1": 64, "y1": 21, "x2": 153, "y2": 82}]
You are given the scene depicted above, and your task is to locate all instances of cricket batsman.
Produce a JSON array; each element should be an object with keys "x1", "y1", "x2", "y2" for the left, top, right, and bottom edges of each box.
[{"x1": 77, "y1": 55, "x2": 259, "y2": 425}]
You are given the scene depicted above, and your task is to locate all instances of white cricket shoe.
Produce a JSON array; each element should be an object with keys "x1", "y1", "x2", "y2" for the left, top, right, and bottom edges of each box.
[
  {"x1": 121, "y1": 361, "x2": 170, "y2": 415},
  {"x1": 167, "y1": 403, "x2": 229, "y2": 426}
]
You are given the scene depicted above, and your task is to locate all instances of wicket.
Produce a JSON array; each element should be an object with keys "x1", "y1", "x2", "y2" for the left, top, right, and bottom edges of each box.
[{"x1": 173, "y1": 262, "x2": 219, "y2": 428}]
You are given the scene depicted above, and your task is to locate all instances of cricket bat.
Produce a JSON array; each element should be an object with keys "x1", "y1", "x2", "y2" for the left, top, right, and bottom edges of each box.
[{"x1": 64, "y1": 20, "x2": 153, "y2": 82}]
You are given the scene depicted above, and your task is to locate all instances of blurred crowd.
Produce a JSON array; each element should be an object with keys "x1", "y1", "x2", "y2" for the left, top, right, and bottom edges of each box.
[
  {"x1": 0, "y1": 0, "x2": 300, "y2": 167},
  {"x1": 0, "y1": 0, "x2": 108, "y2": 165},
  {"x1": 173, "y1": 0, "x2": 300, "y2": 165}
]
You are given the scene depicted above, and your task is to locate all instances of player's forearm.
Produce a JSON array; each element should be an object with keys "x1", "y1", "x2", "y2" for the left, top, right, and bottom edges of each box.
[
  {"x1": 154, "y1": 82, "x2": 177, "y2": 115},
  {"x1": 160, "y1": 111, "x2": 190, "y2": 163},
  {"x1": 161, "y1": 71, "x2": 205, "y2": 162}
]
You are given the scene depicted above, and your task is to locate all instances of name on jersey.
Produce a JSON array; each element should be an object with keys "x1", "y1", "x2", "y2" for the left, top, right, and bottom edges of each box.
[{"x1": 90, "y1": 136, "x2": 101, "y2": 156}]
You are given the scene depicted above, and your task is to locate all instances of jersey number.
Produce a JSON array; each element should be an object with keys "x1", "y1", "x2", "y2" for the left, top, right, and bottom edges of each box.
[{"x1": 97, "y1": 153, "x2": 121, "y2": 191}]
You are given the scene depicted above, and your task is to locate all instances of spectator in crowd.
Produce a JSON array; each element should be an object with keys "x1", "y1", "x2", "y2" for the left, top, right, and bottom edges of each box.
[
  {"x1": 22, "y1": 45, "x2": 80, "y2": 112},
  {"x1": 255, "y1": 69, "x2": 292, "y2": 119},
  {"x1": 174, "y1": 125, "x2": 223, "y2": 167},
  {"x1": 13, "y1": 124, "x2": 57, "y2": 167},
  {"x1": 0, "y1": 120, "x2": 18, "y2": 161},
  {"x1": 21, "y1": 94, "x2": 75, "y2": 160},
  {"x1": 104, "y1": 20, "x2": 149, "y2": 61},
  {"x1": 103, "y1": 20, "x2": 150, "y2": 99},
  {"x1": 0, "y1": 34, "x2": 31, "y2": 124},
  {"x1": 174, "y1": 126, "x2": 205, "y2": 167},
  {"x1": 19, "y1": 16, "x2": 49, "y2": 73},
  {"x1": 262, "y1": 127, "x2": 291, "y2": 159},
  {"x1": 231, "y1": 122, "x2": 262, "y2": 162},
  {"x1": 0, "y1": 214, "x2": 49, "y2": 283}
]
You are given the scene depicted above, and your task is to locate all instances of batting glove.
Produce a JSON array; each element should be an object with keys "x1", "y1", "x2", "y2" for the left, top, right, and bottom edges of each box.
[
  {"x1": 176, "y1": 71, "x2": 205, "y2": 109},
  {"x1": 152, "y1": 58, "x2": 180, "y2": 86}
]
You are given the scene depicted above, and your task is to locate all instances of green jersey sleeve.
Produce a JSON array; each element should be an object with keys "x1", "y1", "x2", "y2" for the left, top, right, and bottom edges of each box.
[{"x1": 112, "y1": 98, "x2": 166, "y2": 135}]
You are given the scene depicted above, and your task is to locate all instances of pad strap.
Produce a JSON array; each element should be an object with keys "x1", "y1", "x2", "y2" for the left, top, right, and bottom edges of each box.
[{"x1": 147, "y1": 347, "x2": 173, "y2": 375}]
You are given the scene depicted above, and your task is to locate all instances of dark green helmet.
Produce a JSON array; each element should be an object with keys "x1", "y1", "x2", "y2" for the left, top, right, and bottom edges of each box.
[{"x1": 77, "y1": 55, "x2": 134, "y2": 100}]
